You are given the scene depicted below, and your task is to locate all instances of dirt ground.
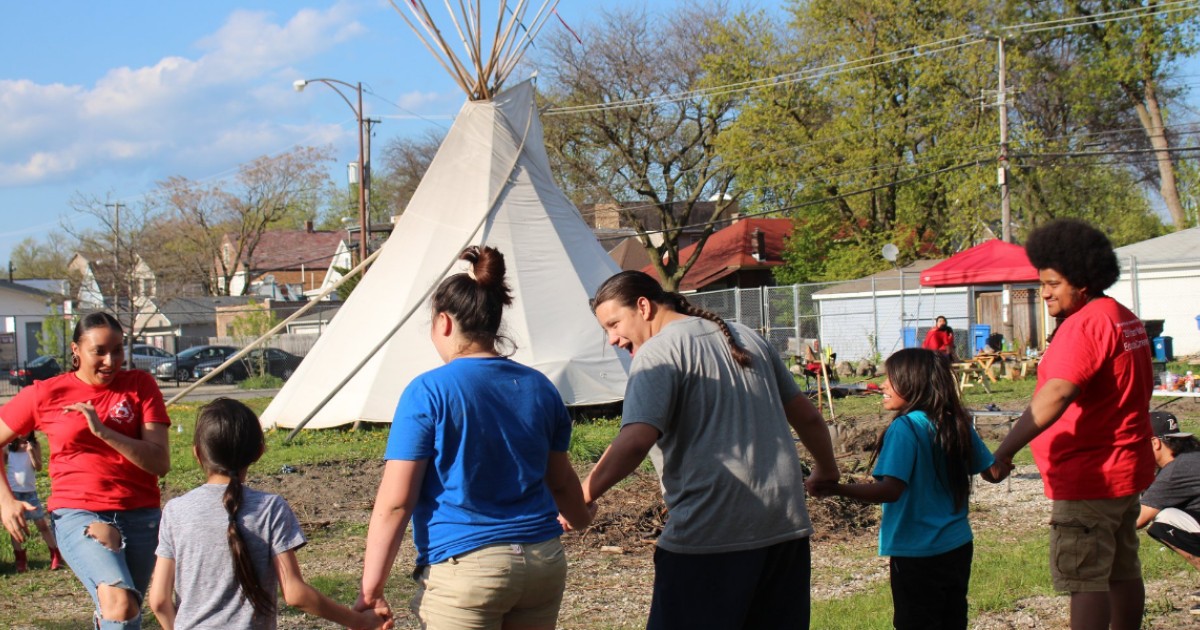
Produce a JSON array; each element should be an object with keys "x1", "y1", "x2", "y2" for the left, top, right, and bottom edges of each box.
[{"x1": 4, "y1": 397, "x2": 1199, "y2": 629}]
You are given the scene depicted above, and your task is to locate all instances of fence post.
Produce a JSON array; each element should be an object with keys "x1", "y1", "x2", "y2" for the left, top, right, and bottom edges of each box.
[
  {"x1": 792, "y1": 286, "x2": 800, "y2": 354},
  {"x1": 871, "y1": 276, "x2": 879, "y2": 358}
]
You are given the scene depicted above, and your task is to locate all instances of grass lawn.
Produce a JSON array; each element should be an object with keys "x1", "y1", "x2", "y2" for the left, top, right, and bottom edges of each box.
[{"x1": 3, "y1": 377, "x2": 1199, "y2": 628}]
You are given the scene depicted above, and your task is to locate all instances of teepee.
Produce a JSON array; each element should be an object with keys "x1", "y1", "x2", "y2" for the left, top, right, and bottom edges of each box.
[{"x1": 261, "y1": 1, "x2": 628, "y2": 430}]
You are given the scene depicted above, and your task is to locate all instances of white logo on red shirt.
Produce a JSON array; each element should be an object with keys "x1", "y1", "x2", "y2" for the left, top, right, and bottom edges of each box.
[{"x1": 108, "y1": 399, "x2": 134, "y2": 425}]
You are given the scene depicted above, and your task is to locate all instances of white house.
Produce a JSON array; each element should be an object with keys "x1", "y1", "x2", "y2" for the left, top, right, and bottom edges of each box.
[
  {"x1": 0, "y1": 281, "x2": 64, "y2": 366},
  {"x1": 812, "y1": 259, "x2": 1043, "y2": 363},
  {"x1": 1109, "y1": 227, "x2": 1200, "y2": 358}
]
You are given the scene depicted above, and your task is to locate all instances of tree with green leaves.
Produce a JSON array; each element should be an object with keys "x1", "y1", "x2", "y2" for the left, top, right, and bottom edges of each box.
[
  {"x1": 9, "y1": 233, "x2": 74, "y2": 280},
  {"x1": 709, "y1": 1, "x2": 998, "y2": 280},
  {"x1": 35, "y1": 305, "x2": 71, "y2": 367},
  {"x1": 228, "y1": 301, "x2": 280, "y2": 377}
]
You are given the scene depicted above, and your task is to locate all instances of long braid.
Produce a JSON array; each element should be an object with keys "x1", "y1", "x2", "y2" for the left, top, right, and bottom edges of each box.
[
  {"x1": 223, "y1": 472, "x2": 274, "y2": 617},
  {"x1": 196, "y1": 398, "x2": 274, "y2": 619},
  {"x1": 672, "y1": 293, "x2": 753, "y2": 367}
]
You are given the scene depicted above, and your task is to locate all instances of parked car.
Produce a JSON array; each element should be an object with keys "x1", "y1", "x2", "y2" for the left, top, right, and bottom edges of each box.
[
  {"x1": 193, "y1": 348, "x2": 303, "y2": 384},
  {"x1": 130, "y1": 344, "x2": 174, "y2": 373},
  {"x1": 8, "y1": 355, "x2": 62, "y2": 386},
  {"x1": 155, "y1": 345, "x2": 239, "y2": 382}
]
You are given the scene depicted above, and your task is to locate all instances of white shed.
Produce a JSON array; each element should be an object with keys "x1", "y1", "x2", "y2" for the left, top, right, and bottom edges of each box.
[{"x1": 1109, "y1": 227, "x2": 1200, "y2": 358}]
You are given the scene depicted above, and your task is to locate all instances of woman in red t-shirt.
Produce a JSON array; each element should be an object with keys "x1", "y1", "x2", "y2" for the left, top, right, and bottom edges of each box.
[
  {"x1": 984, "y1": 219, "x2": 1154, "y2": 630},
  {"x1": 922, "y1": 316, "x2": 955, "y2": 358},
  {"x1": 0, "y1": 312, "x2": 171, "y2": 629}
]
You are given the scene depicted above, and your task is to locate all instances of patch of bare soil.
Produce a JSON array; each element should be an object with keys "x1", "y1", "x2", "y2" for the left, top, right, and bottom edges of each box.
[{"x1": 8, "y1": 398, "x2": 1200, "y2": 629}]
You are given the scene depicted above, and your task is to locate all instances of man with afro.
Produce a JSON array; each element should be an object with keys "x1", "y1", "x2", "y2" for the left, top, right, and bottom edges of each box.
[{"x1": 985, "y1": 218, "x2": 1155, "y2": 630}]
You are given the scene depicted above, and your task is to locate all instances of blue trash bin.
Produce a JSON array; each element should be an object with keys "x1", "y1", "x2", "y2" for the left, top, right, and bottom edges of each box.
[
  {"x1": 1153, "y1": 336, "x2": 1174, "y2": 362},
  {"x1": 902, "y1": 327, "x2": 918, "y2": 349},
  {"x1": 971, "y1": 324, "x2": 991, "y2": 355}
]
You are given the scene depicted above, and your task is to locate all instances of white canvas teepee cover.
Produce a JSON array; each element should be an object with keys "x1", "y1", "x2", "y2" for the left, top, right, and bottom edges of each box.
[{"x1": 261, "y1": 80, "x2": 629, "y2": 430}]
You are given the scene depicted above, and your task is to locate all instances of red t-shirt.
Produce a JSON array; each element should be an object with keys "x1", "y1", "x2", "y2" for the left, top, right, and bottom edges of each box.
[
  {"x1": 0, "y1": 370, "x2": 170, "y2": 511},
  {"x1": 923, "y1": 328, "x2": 954, "y2": 353},
  {"x1": 1030, "y1": 297, "x2": 1155, "y2": 500}
]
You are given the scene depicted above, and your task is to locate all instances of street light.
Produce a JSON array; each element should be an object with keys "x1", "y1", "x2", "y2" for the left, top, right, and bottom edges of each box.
[{"x1": 293, "y1": 78, "x2": 369, "y2": 266}]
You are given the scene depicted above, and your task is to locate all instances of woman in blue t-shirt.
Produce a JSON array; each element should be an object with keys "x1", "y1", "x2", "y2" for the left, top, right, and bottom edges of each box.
[
  {"x1": 356, "y1": 245, "x2": 593, "y2": 630},
  {"x1": 825, "y1": 348, "x2": 994, "y2": 630}
]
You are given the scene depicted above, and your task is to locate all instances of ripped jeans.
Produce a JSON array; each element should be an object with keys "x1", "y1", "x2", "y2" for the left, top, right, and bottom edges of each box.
[{"x1": 51, "y1": 508, "x2": 160, "y2": 629}]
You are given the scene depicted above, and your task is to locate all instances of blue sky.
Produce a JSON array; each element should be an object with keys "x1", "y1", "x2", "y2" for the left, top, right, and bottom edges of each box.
[
  {"x1": 0, "y1": 1, "x2": 1196, "y2": 269},
  {"x1": 2, "y1": 0, "x2": 765, "y2": 267}
]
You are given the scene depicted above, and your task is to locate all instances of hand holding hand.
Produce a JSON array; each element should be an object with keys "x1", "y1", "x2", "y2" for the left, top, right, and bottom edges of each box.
[
  {"x1": 64, "y1": 402, "x2": 105, "y2": 439},
  {"x1": 354, "y1": 593, "x2": 393, "y2": 629},
  {"x1": 804, "y1": 465, "x2": 840, "y2": 498},
  {"x1": 981, "y1": 457, "x2": 1014, "y2": 484},
  {"x1": 558, "y1": 502, "x2": 598, "y2": 532},
  {"x1": 350, "y1": 608, "x2": 392, "y2": 630}
]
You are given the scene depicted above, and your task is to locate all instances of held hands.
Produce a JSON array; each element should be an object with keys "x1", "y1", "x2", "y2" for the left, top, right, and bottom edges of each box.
[
  {"x1": 980, "y1": 455, "x2": 1014, "y2": 484},
  {"x1": 353, "y1": 594, "x2": 394, "y2": 630},
  {"x1": 559, "y1": 502, "x2": 599, "y2": 532},
  {"x1": 349, "y1": 608, "x2": 392, "y2": 630},
  {"x1": 63, "y1": 402, "x2": 106, "y2": 439},
  {"x1": 804, "y1": 465, "x2": 841, "y2": 499}
]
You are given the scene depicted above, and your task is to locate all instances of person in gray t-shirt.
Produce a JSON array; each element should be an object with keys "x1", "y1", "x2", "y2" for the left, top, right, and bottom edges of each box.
[
  {"x1": 582, "y1": 271, "x2": 839, "y2": 630},
  {"x1": 148, "y1": 398, "x2": 386, "y2": 630},
  {"x1": 1138, "y1": 411, "x2": 1200, "y2": 616}
]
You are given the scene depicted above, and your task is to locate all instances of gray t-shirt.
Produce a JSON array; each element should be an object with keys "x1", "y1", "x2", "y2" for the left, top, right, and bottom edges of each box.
[
  {"x1": 1141, "y1": 451, "x2": 1200, "y2": 517},
  {"x1": 157, "y1": 484, "x2": 306, "y2": 629},
  {"x1": 622, "y1": 316, "x2": 811, "y2": 553}
]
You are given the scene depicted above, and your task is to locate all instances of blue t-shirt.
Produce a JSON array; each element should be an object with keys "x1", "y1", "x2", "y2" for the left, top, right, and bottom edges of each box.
[
  {"x1": 873, "y1": 410, "x2": 994, "y2": 557},
  {"x1": 385, "y1": 356, "x2": 572, "y2": 565}
]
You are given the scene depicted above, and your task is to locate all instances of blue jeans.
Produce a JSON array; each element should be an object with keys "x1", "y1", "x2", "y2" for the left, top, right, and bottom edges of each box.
[{"x1": 51, "y1": 508, "x2": 160, "y2": 629}]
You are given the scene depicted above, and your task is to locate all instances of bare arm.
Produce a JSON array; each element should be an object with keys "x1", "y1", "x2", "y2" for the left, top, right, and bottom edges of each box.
[
  {"x1": 784, "y1": 393, "x2": 840, "y2": 492},
  {"x1": 358, "y1": 459, "x2": 426, "y2": 614},
  {"x1": 64, "y1": 402, "x2": 171, "y2": 477},
  {"x1": 581, "y1": 423, "x2": 659, "y2": 505},
  {"x1": 1136, "y1": 504, "x2": 1161, "y2": 530},
  {"x1": 276, "y1": 550, "x2": 389, "y2": 629},
  {"x1": 830, "y1": 476, "x2": 907, "y2": 504},
  {"x1": 0, "y1": 421, "x2": 35, "y2": 543},
  {"x1": 27, "y1": 439, "x2": 42, "y2": 471},
  {"x1": 546, "y1": 451, "x2": 592, "y2": 531},
  {"x1": 148, "y1": 557, "x2": 177, "y2": 630},
  {"x1": 987, "y1": 378, "x2": 1080, "y2": 481}
]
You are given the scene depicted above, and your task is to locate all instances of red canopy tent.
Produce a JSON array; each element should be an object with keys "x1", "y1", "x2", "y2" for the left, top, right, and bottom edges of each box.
[{"x1": 919, "y1": 239, "x2": 1038, "y2": 287}]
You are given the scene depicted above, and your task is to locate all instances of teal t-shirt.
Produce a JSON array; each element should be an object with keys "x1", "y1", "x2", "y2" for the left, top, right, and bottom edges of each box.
[
  {"x1": 385, "y1": 357, "x2": 572, "y2": 566},
  {"x1": 873, "y1": 410, "x2": 994, "y2": 557}
]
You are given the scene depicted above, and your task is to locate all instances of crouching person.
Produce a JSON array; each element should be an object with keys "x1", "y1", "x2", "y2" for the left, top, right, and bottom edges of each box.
[{"x1": 1138, "y1": 411, "x2": 1200, "y2": 617}]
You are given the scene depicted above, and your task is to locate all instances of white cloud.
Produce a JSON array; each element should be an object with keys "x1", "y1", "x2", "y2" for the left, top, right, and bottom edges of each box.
[{"x1": 0, "y1": 1, "x2": 367, "y2": 189}]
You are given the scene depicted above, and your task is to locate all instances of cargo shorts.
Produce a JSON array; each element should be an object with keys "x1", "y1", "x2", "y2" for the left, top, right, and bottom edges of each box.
[{"x1": 1048, "y1": 494, "x2": 1141, "y2": 593}]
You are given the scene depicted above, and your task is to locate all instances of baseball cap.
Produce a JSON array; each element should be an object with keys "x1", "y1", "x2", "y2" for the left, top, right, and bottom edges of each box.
[{"x1": 1150, "y1": 411, "x2": 1192, "y2": 439}]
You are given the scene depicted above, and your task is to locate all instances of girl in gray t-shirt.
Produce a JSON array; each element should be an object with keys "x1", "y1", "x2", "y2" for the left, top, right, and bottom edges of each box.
[{"x1": 147, "y1": 398, "x2": 386, "y2": 630}]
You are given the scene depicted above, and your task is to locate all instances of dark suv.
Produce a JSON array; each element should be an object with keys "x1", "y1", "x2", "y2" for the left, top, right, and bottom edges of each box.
[
  {"x1": 155, "y1": 345, "x2": 239, "y2": 382},
  {"x1": 9, "y1": 356, "x2": 62, "y2": 386}
]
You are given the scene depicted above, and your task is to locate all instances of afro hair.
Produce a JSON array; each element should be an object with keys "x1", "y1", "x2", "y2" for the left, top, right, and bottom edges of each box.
[{"x1": 1025, "y1": 219, "x2": 1119, "y2": 293}]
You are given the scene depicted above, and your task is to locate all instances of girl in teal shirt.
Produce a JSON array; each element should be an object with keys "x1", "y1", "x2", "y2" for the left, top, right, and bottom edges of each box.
[{"x1": 826, "y1": 348, "x2": 993, "y2": 630}]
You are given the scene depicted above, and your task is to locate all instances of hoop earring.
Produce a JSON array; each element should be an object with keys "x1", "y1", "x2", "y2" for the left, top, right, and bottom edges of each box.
[{"x1": 71, "y1": 354, "x2": 80, "y2": 370}]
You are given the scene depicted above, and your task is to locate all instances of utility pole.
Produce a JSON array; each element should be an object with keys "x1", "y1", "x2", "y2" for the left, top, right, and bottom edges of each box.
[
  {"x1": 104, "y1": 202, "x2": 130, "y2": 354},
  {"x1": 988, "y1": 37, "x2": 1015, "y2": 349},
  {"x1": 363, "y1": 117, "x2": 381, "y2": 252}
]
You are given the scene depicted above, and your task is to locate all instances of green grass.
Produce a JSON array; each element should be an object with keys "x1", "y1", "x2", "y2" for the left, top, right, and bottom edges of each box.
[
  {"x1": 813, "y1": 522, "x2": 1196, "y2": 628},
  {"x1": 240, "y1": 374, "x2": 285, "y2": 389}
]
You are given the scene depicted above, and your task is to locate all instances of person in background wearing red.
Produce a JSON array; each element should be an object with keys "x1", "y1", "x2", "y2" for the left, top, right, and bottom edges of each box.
[
  {"x1": 0, "y1": 312, "x2": 171, "y2": 630},
  {"x1": 922, "y1": 316, "x2": 955, "y2": 358},
  {"x1": 985, "y1": 219, "x2": 1154, "y2": 630}
]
